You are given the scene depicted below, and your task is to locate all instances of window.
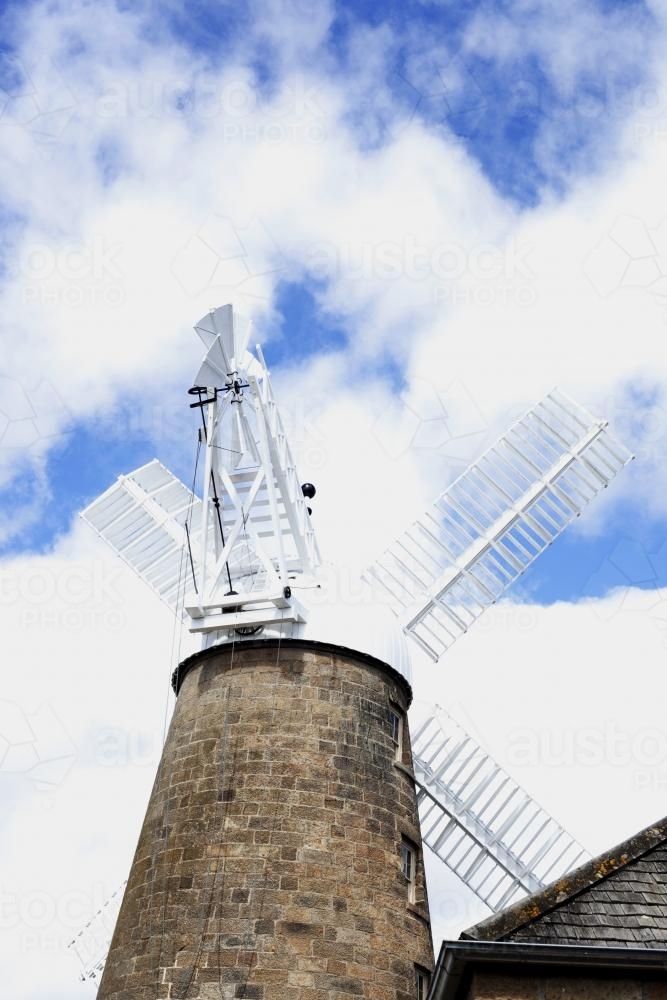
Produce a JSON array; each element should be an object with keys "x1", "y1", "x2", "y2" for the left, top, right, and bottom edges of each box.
[
  {"x1": 401, "y1": 841, "x2": 414, "y2": 880},
  {"x1": 401, "y1": 838, "x2": 417, "y2": 902},
  {"x1": 415, "y1": 966, "x2": 430, "y2": 999},
  {"x1": 389, "y1": 708, "x2": 404, "y2": 761}
]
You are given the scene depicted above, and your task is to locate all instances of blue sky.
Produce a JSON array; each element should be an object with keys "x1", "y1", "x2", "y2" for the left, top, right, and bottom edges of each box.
[
  {"x1": 127, "y1": 0, "x2": 656, "y2": 205},
  {"x1": 0, "y1": 0, "x2": 665, "y2": 609},
  {"x1": 4, "y1": 4, "x2": 667, "y2": 998},
  {"x1": 0, "y1": 0, "x2": 664, "y2": 630}
]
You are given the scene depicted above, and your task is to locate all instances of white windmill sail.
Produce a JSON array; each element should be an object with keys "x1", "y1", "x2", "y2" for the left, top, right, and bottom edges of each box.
[
  {"x1": 76, "y1": 306, "x2": 634, "y2": 987},
  {"x1": 364, "y1": 388, "x2": 633, "y2": 661},
  {"x1": 81, "y1": 306, "x2": 320, "y2": 639},
  {"x1": 194, "y1": 301, "x2": 252, "y2": 360},
  {"x1": 411, "y1": 711, "x2": 589, "y2": 912},
  {"x1": 184, "y1": 307, "x2": 320, "y2": 634},
  {"x1": 81, "y1": 459, "x2": 200, "y2": 615},
  {"x1": 67, "y1": 880, "x2": 126, "y2": 984}
]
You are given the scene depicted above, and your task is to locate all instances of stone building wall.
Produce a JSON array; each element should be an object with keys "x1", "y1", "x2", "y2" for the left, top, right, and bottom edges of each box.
[
  {"x1": 466, "y1": 972, "x2": 667, "y2": 1000},
  {"x1": 97, "y1": 639, "x2": 434, "y2": 1000}
]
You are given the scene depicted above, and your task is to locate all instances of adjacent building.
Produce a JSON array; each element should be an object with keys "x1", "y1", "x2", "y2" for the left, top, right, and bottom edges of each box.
[{"x1": 429, "y1": 815, "x2": 667, "y2": 1000}]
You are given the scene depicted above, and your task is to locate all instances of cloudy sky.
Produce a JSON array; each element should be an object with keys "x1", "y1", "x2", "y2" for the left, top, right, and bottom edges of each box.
[{"x1": 2, "y1": 0, "x2": 667, "y2": 996}]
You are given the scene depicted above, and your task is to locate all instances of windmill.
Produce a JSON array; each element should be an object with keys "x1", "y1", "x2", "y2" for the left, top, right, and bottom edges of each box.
[{"x1": 76, "y1": 304, "x2": 632, "y2": 993}]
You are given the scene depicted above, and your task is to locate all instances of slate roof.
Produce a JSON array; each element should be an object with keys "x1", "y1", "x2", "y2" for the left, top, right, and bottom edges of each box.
[{"x1": 461, "y1": 814, "x2": 667, "y2": 948}]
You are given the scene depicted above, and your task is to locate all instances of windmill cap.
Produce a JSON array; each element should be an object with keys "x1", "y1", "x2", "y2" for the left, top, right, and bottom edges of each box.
[{"x1": 193, "y1": 577, "x2": 412, "y2": 686}]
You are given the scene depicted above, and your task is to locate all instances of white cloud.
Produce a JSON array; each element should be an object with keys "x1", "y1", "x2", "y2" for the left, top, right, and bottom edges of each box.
[
  {"x1": 2, "y1": 0, "x2": 667, "y2": 994},
  {"x1": 1, "y1": 0, "x2": 664, "y2": 500},
  {"x1": 1, "y1": 522, "x2": 665, "y2": 994},
  {"x1": 462, "y1": 0, "x2": 651, "y2": 99},
  {"x1": 412, "y1": 588, "x2": 667, "y2": 942},
  {"x1": 0, "y1": 519, "x2": 202, "y2": 995}
]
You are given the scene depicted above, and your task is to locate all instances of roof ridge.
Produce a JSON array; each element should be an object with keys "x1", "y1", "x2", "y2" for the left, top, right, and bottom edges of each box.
[{"x1": 461, "y1": 813, "x2": 667, "y2": 942}]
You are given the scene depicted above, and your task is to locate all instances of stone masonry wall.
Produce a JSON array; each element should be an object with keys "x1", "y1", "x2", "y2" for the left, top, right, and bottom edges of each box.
[{"x1": 97, "y1": 640, "x2": 434, "y2": 1000}]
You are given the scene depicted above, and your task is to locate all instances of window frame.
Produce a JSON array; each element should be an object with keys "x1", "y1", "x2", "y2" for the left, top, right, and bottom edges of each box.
[
  {"x1": 415, "y1": 965, "x2": 430, "y2": 1000},
  {"x1": 401, "y1": 837, "x2": 417, "y2": 903},
  {"x1": 388, "y1": 706, "x2": 404, "y2": 762}
]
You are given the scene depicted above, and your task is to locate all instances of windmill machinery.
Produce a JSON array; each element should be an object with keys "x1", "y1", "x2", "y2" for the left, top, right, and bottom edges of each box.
[{"x1": 77, "y1": 303, "x2": 632, "y2": 985}]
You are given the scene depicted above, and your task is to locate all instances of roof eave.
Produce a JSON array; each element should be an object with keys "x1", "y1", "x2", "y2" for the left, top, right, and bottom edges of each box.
[
  {"x1": 461, "y1": 814, "x2": 667, "y2": 942},
  {"x1": 429, "y1": 940, "x2": 667, "y2": 1000}
]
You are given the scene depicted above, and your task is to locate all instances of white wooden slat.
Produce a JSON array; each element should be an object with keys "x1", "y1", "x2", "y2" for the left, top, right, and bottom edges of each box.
[
  {"x1": 363, "y1": 389, "x2": 633, "y2": 661},
  {"x1": 67, "y1": 880, "x2": 127, "y2": 984},
  {"x1": 411, "y1": 710, "x2": 590, "y2": 912},
  {"x1": 81, "y1": 459, "x2": 197, "y2": 617}
]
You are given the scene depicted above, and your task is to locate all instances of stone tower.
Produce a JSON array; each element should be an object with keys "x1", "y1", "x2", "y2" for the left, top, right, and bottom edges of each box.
[
  {"x1": 97, "y1": 637, "x2": 434, "y2": 999},
  {"x1": 81, "y1": 305, "x2": 434, "y2": 998},
  {"x1": 82, "y1": 303, "x2": 636, "y2": 998}
]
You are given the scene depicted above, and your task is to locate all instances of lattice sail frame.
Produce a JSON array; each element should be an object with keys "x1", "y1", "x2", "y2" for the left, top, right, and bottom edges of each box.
[
  {"x1": 363, "y1": 389, "x2": 633, "y2": 661},
  {"x1": 82, "y1": 305, "x2": 321, "y2": 637},
  {"x1": 411, "y1": 711, "x2": 589, "y2": 912},
  {"x1": 67, "y1": 881, "x2": 126, "y2": 984},
  {"x1": 81, "y1": 459, "x2": 199, "y2": 615},
  {"x1": 185, "y1": 307, "x2": 320, "y2": 634}
]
